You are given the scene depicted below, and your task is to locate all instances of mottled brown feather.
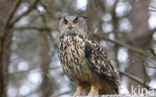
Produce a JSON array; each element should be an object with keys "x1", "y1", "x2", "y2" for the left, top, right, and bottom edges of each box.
[
  {"x1": 59, "y1": 32, "x2": 120, "y2": 95},
  {"x1": 84, "y1": 38, "x2": 120, "y2": 93}
]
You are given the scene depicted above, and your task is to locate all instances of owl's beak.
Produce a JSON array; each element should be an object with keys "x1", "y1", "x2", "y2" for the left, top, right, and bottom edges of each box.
[{"x1": 68, "y1": 25, "x2": 73, "y2": 30}]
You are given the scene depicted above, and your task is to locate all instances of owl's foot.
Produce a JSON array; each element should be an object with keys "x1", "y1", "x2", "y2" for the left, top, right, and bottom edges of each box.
[
  {"x1": 87, "y1": 84, "x2": 99, "y2": 96},
  {"x1": 73, "y1": 85, "x2": 84, "y2": 96}
]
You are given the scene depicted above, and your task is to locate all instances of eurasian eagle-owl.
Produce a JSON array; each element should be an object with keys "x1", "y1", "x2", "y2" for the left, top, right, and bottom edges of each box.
[{"x1": 58, "y1": 16, "x2": 120, "y2": 96}]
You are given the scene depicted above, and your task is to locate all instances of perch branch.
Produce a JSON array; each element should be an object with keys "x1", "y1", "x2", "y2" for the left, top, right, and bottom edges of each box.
[{"x1": 51, "y1": 90, "x2": 72, "y2": 97}]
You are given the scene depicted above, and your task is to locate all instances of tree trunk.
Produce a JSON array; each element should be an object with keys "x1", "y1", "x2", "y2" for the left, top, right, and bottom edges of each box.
[
  {"x1": 125, "y1": 0, "x2": 150, "y2": 92},
  {"x1": 39, "y1": 32, "x2": 52, "y2": 97},
  {"x1": 0, "y1": 1, "x2": 14, "y2": 97}
]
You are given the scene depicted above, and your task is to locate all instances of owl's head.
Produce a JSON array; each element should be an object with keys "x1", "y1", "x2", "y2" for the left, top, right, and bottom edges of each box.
[{"x1": 58, "y1": 16, "x2": 88, "y2": 35}]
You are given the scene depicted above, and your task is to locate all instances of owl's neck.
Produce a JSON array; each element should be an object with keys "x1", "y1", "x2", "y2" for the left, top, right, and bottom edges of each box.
[
  {"x1": 60, "y1": 31, "x2": 77, "y2": 38},
  {"x1": 59, "y1": 31, "x2": 88, "y2": 42}
]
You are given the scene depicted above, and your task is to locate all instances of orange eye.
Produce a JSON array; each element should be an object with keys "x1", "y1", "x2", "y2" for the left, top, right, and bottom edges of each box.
[
  {"x1": 73, "y1": 20, "x2": 79, "y2": 24},
  {"x1": 63, "y1": 20, "x2": 68, "y2": 25}
]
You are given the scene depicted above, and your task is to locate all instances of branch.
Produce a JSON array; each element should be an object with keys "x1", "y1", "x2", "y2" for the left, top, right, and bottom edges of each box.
[
  {"x1": 149, "y1": 5, "x2": 156, "y2": 12},
  {"x1": 93, "y1": 33, "x2": 149, "y2": 56},
  {"x1": 10, "y1": 0, "x2": 40, "y2": 26},
  {"x1": 4, "y1": 0, "x2": 22, "y2": 29},
  {"x1": 35, "y1": 7, "x2": 54, "y2": 43},
  {"x1": 9, "y1": 66, "x2": 60, "y2": 76},
  {"x1": 39, "y1": 1, "x2": 55, "y2": 18},
  {"x1": 51, "y1": 90, "x2": 72, "y2": 97},
  {"x1": 119, "y1": 71, "x2": 156, "y2": 90},
  {"x1": 150, "y1": 48, "x2": 156, "y2": 56},
  {"x1": 11, "y1": 26, "x2": 51, "y2": 31},
  {"x1": 145, "y1": 65, "x2": 156, "y2": 69}
]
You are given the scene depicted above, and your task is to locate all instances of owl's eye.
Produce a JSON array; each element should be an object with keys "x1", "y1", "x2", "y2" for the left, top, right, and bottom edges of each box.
[
  {"x1": 63, "y1": 20, "x2": 68, "y2": 25},
  {"x1": 73, "y1": 20, "x2": 79, "y2": 24}
]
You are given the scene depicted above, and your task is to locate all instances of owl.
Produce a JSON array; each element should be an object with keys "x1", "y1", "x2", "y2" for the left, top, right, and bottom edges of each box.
[{"x1": 58, "y1": 16, "x2": 120, "y2": 96}]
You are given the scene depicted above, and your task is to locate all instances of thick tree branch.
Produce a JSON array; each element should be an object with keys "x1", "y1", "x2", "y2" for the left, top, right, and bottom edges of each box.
[
  {"x1": 93, "y1": 33, "x2": 149, "y2": 56},
  {"x1": 4, "y1": 0, "x2": 22, "y2": 29},
  {"x1": 12, "y1": 26, "x2": 51, "y2": 31},
  {"x1": 10, "y1": 0, "x2": 39, "y2": 26},
  {"x1": 119, "y1": 71, "x2": 156, "y2": 90}
]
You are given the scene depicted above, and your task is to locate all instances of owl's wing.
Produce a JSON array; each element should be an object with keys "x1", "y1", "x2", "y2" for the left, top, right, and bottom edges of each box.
[{"x1": 84, "y1": 39, "x2": 120, "y2": 93}]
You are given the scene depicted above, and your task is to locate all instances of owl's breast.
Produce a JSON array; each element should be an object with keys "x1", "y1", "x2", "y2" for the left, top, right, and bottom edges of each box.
[{"x1": 59, "y1": 34, "x2": 94, "y2": 83}]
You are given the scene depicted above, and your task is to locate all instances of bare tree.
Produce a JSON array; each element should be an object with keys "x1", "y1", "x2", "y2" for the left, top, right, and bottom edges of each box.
[{"x1": 0, "y1": 0, "x2": 156, "y2": 97}]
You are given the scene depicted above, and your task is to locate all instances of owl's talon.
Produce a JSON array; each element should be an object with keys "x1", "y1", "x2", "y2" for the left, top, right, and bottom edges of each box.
[
  {"x1": 88, "y1": 84, "x2": 99, "y2": 96},
  {"x1": 73, "y1": 85, "x2": 84, "y2": 97}
]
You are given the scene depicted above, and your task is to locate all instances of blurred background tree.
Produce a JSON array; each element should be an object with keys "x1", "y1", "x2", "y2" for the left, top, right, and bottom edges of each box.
[{"x1": 0, "y1": 0, "x2": 156, "y2": 97}]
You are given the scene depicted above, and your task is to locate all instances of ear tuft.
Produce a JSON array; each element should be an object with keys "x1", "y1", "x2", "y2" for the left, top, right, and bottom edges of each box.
[
  {"x1": 81, "y1": 16, "x2": 88, "y2": 19},
  {"x1": 58, "y1": 17, "x2": 62, "y2": 20}
]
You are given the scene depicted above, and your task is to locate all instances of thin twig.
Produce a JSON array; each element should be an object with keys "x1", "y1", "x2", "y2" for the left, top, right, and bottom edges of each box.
[
  {"x1": 145, "y1": 65, "x2": 156, "y2": 69},
  {"x1": 39, "y1": 1, "x2": 55, "y2": 18},
  {"x1": 150, "y1": 48, "x2": 156, "y2": 56},
  {"x1": 35, "y1": 7, "x2": 54, "y2": 42},
  {"x1": 112, "y1": 0, "x2": 120, "y2": 68},
  {"x1": 10, "y1": 0, "x2": 40, "y2": 26}
]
